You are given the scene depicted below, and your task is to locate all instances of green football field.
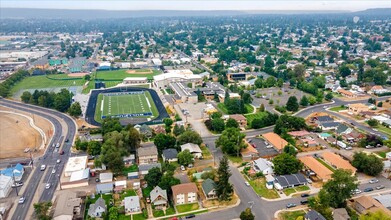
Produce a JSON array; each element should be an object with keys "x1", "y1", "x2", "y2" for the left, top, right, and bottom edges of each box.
[{"x1": 94, "y1": 91, "x2": 159, "y2": 122}]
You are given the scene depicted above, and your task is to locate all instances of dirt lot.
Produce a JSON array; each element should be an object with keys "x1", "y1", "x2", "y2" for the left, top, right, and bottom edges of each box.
[
  {"x1": 126, "y1": 69, "x2": 153, "y2": 74},
  {"x1": 68, "y1": 72, "x2": 89, "y2": 77},
  {"x1": 0, "y1": 106, "x2": 53, "y2": 159}
]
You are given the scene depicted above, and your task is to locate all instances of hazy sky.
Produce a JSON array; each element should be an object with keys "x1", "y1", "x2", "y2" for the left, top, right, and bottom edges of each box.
[{"x1": 2, "y1": 1, "x2": 391, "y2": 11}]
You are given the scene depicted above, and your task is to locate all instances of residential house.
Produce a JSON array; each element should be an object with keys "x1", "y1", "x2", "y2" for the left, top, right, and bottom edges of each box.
[
  {"x1": 332, "y1": 208, "x2": 350, "y2": 220},
  {"x1": 139, "y1": 124, "x2": 153, "y2": 138},
  {"x1": 240, "y1": 144, "x2": 259, "y2": 161},
  {"x1": 319, "y1": 122, "x2": 341, "y2": 131},
  {"x1": 252, "y1": 158, "x2": 274, "y2": 175},
  {"x1": 348, "y1": 103, "x2": 369, "y2": 114},
  {"x1": 273, "y1": 173, "x2": 308, "y2": 189},
  {"x1": 139, "y1": 163, "x2": 161, "y2": 178},
  {"x1": 53, "y1": 192, "x2": 82, "y2": 220},
  {"x1": 304, "y1": 210, "x2": 326, "y2": 220},
  {"x1": 0, "y1": 163, "x2": 24, "y2": 182},
  {"x1": 337, "y1": 89, "x2": 356, "y2": 98},
  {"x1": 96, "y1": 183, "x2": 113, "y2": 194},
  {"x1": 180, "y1": 143, "x2": 202, "y2": 158},
  {"x1": 373, "y1": 194, "x2": 391, "y2": 210},
  {"x1": 137, "y1": 145, "x2": 158, "y2": 165},
  {"x1": 150, "y1": 186, "x2": 168, "y2": 210},
  {"x1": 314, "y1": 116, "x2": 334, "y2": 124},
  {"x1": 262, "y1": 132, "x2": 288, "y2": 152},
  {"x1": 321, "y1": 152, "x2": 357, "y2": 175},
  {"x1": 370, "y1": 85, "x2": 389, "y2": 95},
  {"x1": 88, "y1": 197, "x2": 107, "y2": 218},
  {"x1": 153, "y1": 125, "x2": 166, "y2": 135},
  {"x1": 299, "y1": 156, "x2": 333, "y2": 181},
  {"x1": 386, "y1": 152, "x2": 391, "y2": 160},
  {"x1": 171, "y1": 183, "x2": 198, "y2": 205},
  {"x1": 114, "y1": 180, "x2": 127, "y2": 192},
  {"x1": 124, "y1": 196, "x2": 141, "y2": 214},
  {"x1": 229, "y1": 114, "x2": 247, "y2": 129},
  {"x1": 336, "y1": 124, "x2": 352, "y2": 135},
  {"x1": 162, "y1": 148, "x2": 178, "y2": 163},
  {"x1": 353, "y1": 195, "x2": 391, "y2": 215},
  {"x1": 99, "y1": 172, "x2": 113, "y2": 183},
  {"x1": 201, "y1": 179, "x2": 217, "y2": 200}
]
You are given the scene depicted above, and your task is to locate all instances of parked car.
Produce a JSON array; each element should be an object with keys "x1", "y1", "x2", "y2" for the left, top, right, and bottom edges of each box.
[
  {"x1": 52, "y1": 169, "x2": 56, "y2": 174},
  {"x1": 369, "y1": 179, "x2": 379, "y2": 184},
  {"x1": 18, "y1": 197, "x2": 25, "y2": 204},
  {"x1": 301, "y1": 193, "x2": 310, "y2": 198},
  {"x1": 300, "y1": 200, "x2": 309, "y2": 205},
  {"x1": 12, "y1": 182, "x2": 23, "y2": 188},
  {"x1": 40, "y1": 165, "x2": 46, "y2": 171},
  {"x1": 95, "y1": 178, "x2": 100, "y2": 182},
  {"x1": 188, "y1": 164, "x2": 193, "y2": 168},
  {"x1": 60, "y1": 150, "x2": 64, "y2": 155},
  {"x1": 45, "y1": 183, "x2": 51, "y2": 189},
  {"x1": 306, "y1": 178, "x2": 313, "y2": 184},
  {"x1": 56, "y1": 159, "x2": 61, "y2": 164},
  {"x1": 286, "y1": 203, "x2": 296, "y2": 208},
  {"x1": 376, "y1": 185, "x2": 385, "y2": 190},
  {"x1": 352, "y1": 189, "x2": 362, "y2": 195},
  {"x1": 245, "y1": 181, "x2": 250, "y2": 186},
  {"x1": 185, "y1": 214, "x2": 195, "y2": 219},
  {"x1": 180, "y1": 165, "x2": 186, "y2": 171},
  {"x1": 364, "y1": 187, "x2": 373, "y2": 192}
]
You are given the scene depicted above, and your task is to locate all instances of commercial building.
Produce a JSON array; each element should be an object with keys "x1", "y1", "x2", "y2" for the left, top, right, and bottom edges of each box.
[
  {"x1": 169, "y1": 82, "x2": 198, "y2": 104},
  {"x1": 64, "y1": 156, "x2": 88, "y2": 177},
  {"x1": 53, "y1": 192, "x2": 82, "y2": 220},
  {"x1": 0, "y1": 176, "x2": 12, "y2": 198},
  {"x1": 299, "y1": 156, "x2": 333, "y2": 181},
  {"x1": 321, "y1": 152, "x2": 357, "y2": 175},
  {"x1": 153, "y1": 72, "x2": 202, "y2": 89},
  {"x1": 122, "y1": 77, "x2": 148, "y2": 85},
  {"x1": 262, "y1": 132, "x2": 288, "y2": 152}
]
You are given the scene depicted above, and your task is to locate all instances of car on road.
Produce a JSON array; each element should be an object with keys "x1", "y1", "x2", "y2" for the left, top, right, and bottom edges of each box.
[
  {"x1": 95, "y1": 178, "x2": 100, "y2": 182},
  {"x1": 352, "y1": 189, "x2": 362, "y2": 195},
  {"x1": 60, "y1": 150, "x2": 64, "y2": 155},
  {"x1": 345, "y1": 146, "x2": 353, "y2": 150},
  {"x1": 300, "y1": 200, "x2": 308, "y2": 205},
  {"x1": 188, "y1": 164, "x2": 193, "y2": 168},
  {"x1": 56, "y1": 159, "x2": 61, "y2": 164},
  {"x1": 185, "y1": 214, "x2": 195, "y2": 219},
  {"x1": 376, "y1": 185, "x2": 385, "y2": 190},
  {"x1": 286, "y1": 203, "x2": 297, "y2": 208},
  {"x1": 12, "y1": 182, "x2": 23, "y2": 188},
  {"x1": 65, "y1": 138, "x2": 69, "y2": 142},
  {"x1": 52, "y1": 169, "x2": 56, "y2": 174},
  {"x1": 18, "y1": 197, "x2": 25, "y2": 204},
  {"x1": 369, "y1": 179, "x2": 379, "y2": 184},
  {"x1": 40, "y1": 165, "x2": 46, "y2": 171},
  {"x1": 45, "y1": 183, "x2": 51, "y2": 189},
  {"x1": 180, "y1": 165, "x2": 186, "y2": 171},
  {"x1": 306, "y1": 178, "x2": 313, "y2": 184},
  {"x1": 364, "y1": 187, "x2": 373, "y2": 192},
  {"x1": 323, "y1": 106, "x2": 327, "y2": 109},
  {"x1": 245, "y1": 181, "x2": 250, "y2": 186},
  {"x1": 301, "y1": 193, "x2": 310, "y2": 198}
]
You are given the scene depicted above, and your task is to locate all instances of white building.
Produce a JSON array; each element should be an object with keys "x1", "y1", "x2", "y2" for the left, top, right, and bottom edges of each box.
[
  {"x1": 151, "y1": 58, "x2": 162, "y2": 66},
  {"x1": 124, "y1": 196, "x2": 141, "y2": 214},
  {"x1": 180, "y1": 143, "x2": 202, "y2": 158},
  {"x1": 64, "y1": 156, "x2": 88, "y2": 177},
  {"x1": 0, "y1": 175, "x2": 12, "y2": 198},
  {"x1": 252, "y1": 158, "x2": 274, "y2": 175}
]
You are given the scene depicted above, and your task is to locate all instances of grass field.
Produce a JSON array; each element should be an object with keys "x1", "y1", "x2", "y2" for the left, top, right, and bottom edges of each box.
[
  {"x1": 94, "y1": 91, "x2": 159, "y2": 122},
  {"x1": 217, "y1": 103, "x2": 254, "y2": 114},
  {"x1": 11, "y1": 74, "x2": 86, "y2": 94},
  {"x1": 279, "y1": 210, "x2": 306, "y2": 220},
  {"x1": 95, "y1": 69, "x2": 161, "y2": 80}
]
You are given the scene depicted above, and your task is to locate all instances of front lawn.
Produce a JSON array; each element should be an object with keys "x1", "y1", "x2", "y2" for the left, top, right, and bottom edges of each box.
[
  {"x1": 176, "y1": 203, "x2": 199, "y2": 213},
  {"x1": 376, "y1": 151, "x2": 389, "y2": 158},
  {"x1": 283, "y1": 188, "x2": 296, "y2": 196},
  {"x1": 315, "y1": 158, "x2": 336, "y2": 172},
  {"x1": 166, "y1": 206, "x2": 176, "y2": 215},
  {"x1": 153, "y1": 209, "x2": 165, "y2": 217},
  {"x1": 296, "y1": 185, "x2": 310, "y2": 192},
  {"x1": 142, "y1": 186, "x2": 153, "y2": 198},
  {"x1": 132, "y1": 213, "x2": 147, "y2": 220},
  {"x1": 279, "y1": 210, "x2": 306, "y2": 220},
  {"x1": 120, "y1": 189, "x2": 137, "y2": 200},
  {"x1": 247, "y1": 177, "x2": 280, "y2": 199},
  {"x1": 376, "y1": 124, "x2": 391, "y2": 137},
  {"x1": 283, "y1": 185, "x2": 311, "y2": 196},
  {"x1": 200, "y1": 145, "x2": 212, "y2": 159},
  {"x1": 217, "y1": 103, "x2": 254, "y2": 114},
  {"x1": 227, "y1": 155, "x2": 243, "y2": 164},
  {"x1": 122, "y1": 164, "x2": 138, "y2": 176},
  {"x1": 329, "y1": 106, "x2": 347, "y2": 112}
]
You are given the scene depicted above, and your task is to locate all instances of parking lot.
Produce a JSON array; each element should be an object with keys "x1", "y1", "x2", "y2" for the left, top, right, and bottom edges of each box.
[
  {"x1": 252, "y1": 87, "x2": 309, "y2": 109},
  {"x1": 247, "y1": 137, "x2": 279, "y2": 158}
]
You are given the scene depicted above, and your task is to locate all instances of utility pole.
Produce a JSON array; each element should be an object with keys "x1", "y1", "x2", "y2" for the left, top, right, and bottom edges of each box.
[{"x1": 12, "y1": 165, "x2": 19, "y2": 196}]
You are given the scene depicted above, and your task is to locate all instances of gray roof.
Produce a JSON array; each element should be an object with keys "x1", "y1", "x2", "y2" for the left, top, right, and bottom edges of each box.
[
  {"x1": 137, "y1": 145, "x2": 158, "y2": 157},
  {"x1": 96, "y1": 183, "x2": 113, "y2": 193},
  {"x1": 53, "y1": 192, "x2": 81, "y2": 218},
  {"x1": 373, "y1": 194, "x2": 391, "y2": 208},
  {"x1": 88, "y1": 197, "x2": 106, "y2": 217},
  {"x1": 333, "y1": 208, "x2": 350, "y2": 220},
  {"x1": 275, "y1": 173, "x2": 308, "y2": 188},
  {"x1": 138, "y1": 163, "x2": 161, "y2": 172},
  {"x1": 321, "y1": 122, "x2": 341, "y2": 128},
  {"x1": 99, "y1": 172, "x2": 113, "y2": 182},
  {"x1": 336, "y1": 124, "x2": 349, "y2": 134},
  {"x1": 253, "y1": 158, "x2": 273, "y2": 172},
  {"x1": 162, "y1": 148, "x2": 178, "y2": 160},
  {"x1": 180, "y1": 143, "x2": 202, "y2": 154},
  {"x1": 124, "y1": 196, "x2": 140, "y2": 209},
  {"x1": 305, "y1": 210, "x2": 326, "y2": 220},
  {"x1": 317, "y1": 116, "x2": 334, "y2": 122},
  {"x1": 150, "y1": 186, "x2": 168, "y2": 205},
  {"x1": 202, "y1": 178, "x2": 216, "y2": 194}
]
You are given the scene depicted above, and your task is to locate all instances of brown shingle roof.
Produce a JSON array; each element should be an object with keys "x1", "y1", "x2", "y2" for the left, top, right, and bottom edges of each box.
[
  {"x1": 229, "y1": 114, "x2": 246, "y2": 121},
  {"x1": 137, "y1": 145, "x2": 158, "y2": 157},
  {"x1": 172, "y1": 183, "x2": 198, "y2": 198},
  {"x1": 321, "y1": 152, "x2": 357, "y2": 174},
  {"x1": 299, "y1": 156, "x2": 333, "y2": 180},
  {"x1": 262, "y1": 132, "x2": 288, "y2": 150}
]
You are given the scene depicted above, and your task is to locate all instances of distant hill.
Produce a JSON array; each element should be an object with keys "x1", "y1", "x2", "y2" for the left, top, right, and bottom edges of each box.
[{"x1": 0, "y1": 8, "x2": 389, "y2": 19}]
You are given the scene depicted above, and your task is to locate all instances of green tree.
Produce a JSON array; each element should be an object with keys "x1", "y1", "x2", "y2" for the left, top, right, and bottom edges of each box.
[
  {"x1": 242, "y1": 93, "x2": 253, "y2": 104},
  {"x1": 259, "y1": 104, "x2": 265, "y2": 112},
  {"x1": 377, "y1": 101, "x2": 383, "y2": 107},
  {"x1": 286, "y1": 96, "x2": 299, "y2": 112},
  {"x1": 109, "y1": 206, "x2": 119, "y2": 220},
  {"x1": 339, "y1": 66, "x2": 351, "y2": 78},
  {"x1": 173, "y1": 124, "x2": 185, "y2": 136},
  {"x1": 319, "y1": 169, "x2": 358, "y2": 208},
  {"x1": 144, "y1": 167, "x2": 162, "y2": 187},
  {"x1": 211, "y1": 118, "x2": 225, "y2": 133},
  {"x1": 216, "y1": 156, "x2": 233, "y2": 201},
  {"x1": 21, "y1": 91, "x2": 32, "y2": 103},
  {"x1": 360, "y1": 210, "x2": 391, "y2": 220},
  {"x1": 325, "y1": 92, "x2": 333, "y2": 101},
  {"x1": 211, "y1": 111, "x2": 223, "y2": 120},
  {"x1": 154, "y1": 134, "x2": 176, "y2": 154},
  {"x1": 299, "y1": 95, "x2": 309, "y2": 107},
  {"x1": 87, "y1": 141, "x2": 102, "y2": 155},
  {"x1": 240, "y1": 208, "x2": 255, "y2": 220},
  {"x1": 84, "y1": 74, "x2": 91, "y2": 81},
  {"x1": 159, "y1": 171, "x2": 180, "y2": 194},
  {"x1": 283, "y1": 145, "x2": 297, "y2": 156},
  {"x1": 274, "y1": 115, "x2": 307, "y2": 134},
  {"x1": 68, "y1": 102, "x2": 82, "y2": 117},
  {"x1": 272, "y1": 153, "x2": 302, "y2": 175},
  {"x1": 226, "y1": 118, "x2": 239, "y2": 128},
  {"x1": 163, "y1": 118, "x2": 174, "y2": 133},
  {"x1": 54, "y1": 88, "x2": 72, "y2": 112},
  {"x1": 367, "y1": 119, "x2": 379, "y2": 127},
  {"x1": 33, "y1": 202, "x2": 52, "y2": 220},
  {"x1": 264, "y1": 55, "x2": 274, "y2": 68},
  {"x1": 215, "y1": 128, "x2": 246, "y2": 156},
  {"x1": 101, "y1": 118, "x2": 122, "y2": 135},
  {"x1": 126, "y1": 127, "x2": 141, "y2": 153},
  {"x1": 352, "y1": 152, "x2": 384, "y2": 176},
  {"x1": 177, "y1": 130, "x2": 202, "y2": 145},
  {"x1": 177, "y1": 149, "x2": 194, "y2": 166},
  {"x1": 293, "y1": 64, "x2": 305, "y2": 79}
]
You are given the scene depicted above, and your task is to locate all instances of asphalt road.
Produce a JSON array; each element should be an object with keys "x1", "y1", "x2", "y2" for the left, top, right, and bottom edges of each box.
[{"x1": 0, "y1": 98, "x2": 76, "y2": 220}]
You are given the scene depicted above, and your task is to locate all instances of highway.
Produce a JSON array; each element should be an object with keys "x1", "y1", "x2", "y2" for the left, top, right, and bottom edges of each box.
[{"x1": 0, "y1": 98, "x2": 77, "y2": 220}]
